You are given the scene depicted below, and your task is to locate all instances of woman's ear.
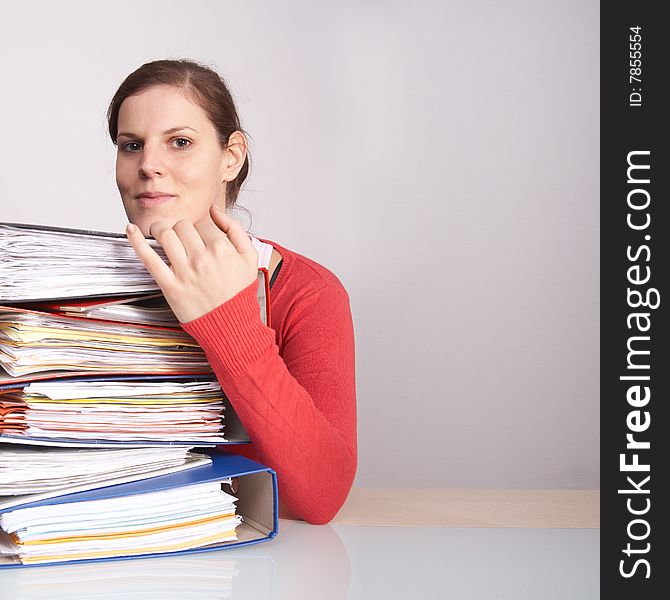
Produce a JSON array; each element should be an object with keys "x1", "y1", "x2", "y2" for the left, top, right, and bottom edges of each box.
[{"x1": 221, "y1": 131, "x2": 247, "y2": 182}]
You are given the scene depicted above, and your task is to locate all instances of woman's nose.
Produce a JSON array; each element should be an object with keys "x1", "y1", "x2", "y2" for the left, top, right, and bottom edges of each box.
[{"x1": 138, "y1": 143, "x2": 165, "y2": 178}]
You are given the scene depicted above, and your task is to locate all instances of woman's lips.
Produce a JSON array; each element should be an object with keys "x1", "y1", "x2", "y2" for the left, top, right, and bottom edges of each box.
[{"x1": 137, "y1": 194, "x2": 175, "y2": 208}]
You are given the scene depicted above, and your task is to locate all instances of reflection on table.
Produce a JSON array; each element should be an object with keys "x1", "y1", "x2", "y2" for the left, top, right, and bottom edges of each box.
[
  {"x1": 0, "y1": 520, "x2": 350, "y2": 600},
  {"x1": 0, "y1": 516, "x2": 599, "y2": 600}
]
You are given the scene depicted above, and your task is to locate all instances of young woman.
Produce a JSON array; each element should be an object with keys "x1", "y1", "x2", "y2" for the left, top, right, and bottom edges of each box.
[{"x1": 107, "y1": 59, "x2": 356, "y2": 524}]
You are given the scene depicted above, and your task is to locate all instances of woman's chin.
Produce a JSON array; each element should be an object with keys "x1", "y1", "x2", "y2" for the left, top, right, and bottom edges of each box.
[{"x1": 126, "y1": 207, "x2": 214, "y2": 237}]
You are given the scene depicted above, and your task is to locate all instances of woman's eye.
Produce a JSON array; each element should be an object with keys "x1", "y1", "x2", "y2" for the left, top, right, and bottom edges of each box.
[
  {"x1": 121, "y1": 141, "x2": 142, "y2": 152},
  {"x1": 172, "y1": 137, "x2": 191, "y2": 149}
]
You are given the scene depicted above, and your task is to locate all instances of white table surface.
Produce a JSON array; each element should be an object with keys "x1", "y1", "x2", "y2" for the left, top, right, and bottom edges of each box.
[{"x1": 0, "y1": 519, "x2": 599, "y2": 600}]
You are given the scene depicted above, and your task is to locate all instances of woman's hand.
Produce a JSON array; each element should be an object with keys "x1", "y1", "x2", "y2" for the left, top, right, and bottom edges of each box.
[{"x1": 126, "y1": 205, "x2": 259, "y2": 323}]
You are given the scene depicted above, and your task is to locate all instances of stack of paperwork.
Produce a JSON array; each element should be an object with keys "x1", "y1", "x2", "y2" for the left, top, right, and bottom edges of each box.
[
  {"x1": 0, "y1": 223, "x2": 163, "y2": 302},
  {"x1": 0, "y1": 222, "x2": 277, "y2": 566},
  {"x1": 0, "y1": 308, "x2": 209, "y2": 378},
  {"x1": 0, "y1": 380, "x2": 227, "y2": 443},
  {"x1": 0, "y1": 481, "x2": 241, "y2": 565},
  {"x1": 0, "y1": 446, "x2": 211, "y2": 510}
]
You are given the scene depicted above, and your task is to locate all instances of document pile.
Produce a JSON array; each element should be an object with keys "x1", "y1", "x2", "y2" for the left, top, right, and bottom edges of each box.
[
  {"x1": 52, "y1": 293, "x2": 180, "y2": 327},
  {"x1": 0, "y1": 481, "x2": 241, "y2": 565},
  {"x1": 0, "y1": 446, "x2": 210, "y2": 510},
  {"x1": 0, "y1": 452, "x2": 278, "y2": 568},
  {"x1": 0, "y1": 222, "x2": 277, "y2": 568},
  {"x1": 0, "y1": 222, "x2": 162, "y2": 302},
  {"x1": 0, "y1": 309, "x2": 209, "y2": 377},
  {"x1": 0, "y1": 380, "x2": 227, "y2": 443}
]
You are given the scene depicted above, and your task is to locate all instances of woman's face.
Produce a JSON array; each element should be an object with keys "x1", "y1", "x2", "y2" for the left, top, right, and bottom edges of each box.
[{"x1": 115, "y1": 85, "x2": 228, "y2": 236}]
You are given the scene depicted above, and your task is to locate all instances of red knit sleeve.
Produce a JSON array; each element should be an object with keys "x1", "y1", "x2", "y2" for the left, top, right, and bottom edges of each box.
[{"x1": 181, "y1": 279, "x2": 357, "y2": 525}]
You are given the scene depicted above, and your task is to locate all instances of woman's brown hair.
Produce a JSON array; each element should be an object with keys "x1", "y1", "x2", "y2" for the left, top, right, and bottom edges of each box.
[{"x1": 107, "y1": 59, "x2": 249, "y2": 209}]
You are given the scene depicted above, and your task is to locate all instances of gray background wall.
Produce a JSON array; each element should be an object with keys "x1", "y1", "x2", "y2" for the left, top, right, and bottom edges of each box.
[{"x1": 0, "y1": 0, "x2": 599, "y2": 488}]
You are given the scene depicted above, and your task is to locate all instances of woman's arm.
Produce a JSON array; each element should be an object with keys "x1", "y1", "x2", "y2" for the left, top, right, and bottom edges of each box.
[
  {"x1": 182, "y1": 278, "x2": 357, "y2": 524},
  {"x1": 126, "y1": 208, "x2": 357, "y2": 523}
]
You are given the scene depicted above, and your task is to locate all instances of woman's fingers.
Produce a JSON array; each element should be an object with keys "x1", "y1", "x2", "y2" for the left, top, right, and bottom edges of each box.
[
  {"x1": 209, "y1": 205, "x2": 257, "y2": 263},
  {"x1": 172, "y1": 220, "x2": 207, "y2": 257},
  {"x1": 125, "y1": 223, "x2": 176, "y2": 287},
  {"x1": 126, "y1": 212, "x2": 258, "y2": 323},
  {"x1": 148, "y1": 221, "x2": 189, "y2": 271},
  {"x1": 193, "y1": 216, "x2": 235, "y2": 251}
]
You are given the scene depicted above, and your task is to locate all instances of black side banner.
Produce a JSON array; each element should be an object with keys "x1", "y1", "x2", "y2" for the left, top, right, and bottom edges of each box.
[{"x1": 601, "y1": 3, "x2": 669, "y2": 596}]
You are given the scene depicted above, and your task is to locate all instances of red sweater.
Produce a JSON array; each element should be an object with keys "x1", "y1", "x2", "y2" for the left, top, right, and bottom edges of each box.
[{"x1": 181, "y1": 239, "x2": 357, "y2": 525}]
